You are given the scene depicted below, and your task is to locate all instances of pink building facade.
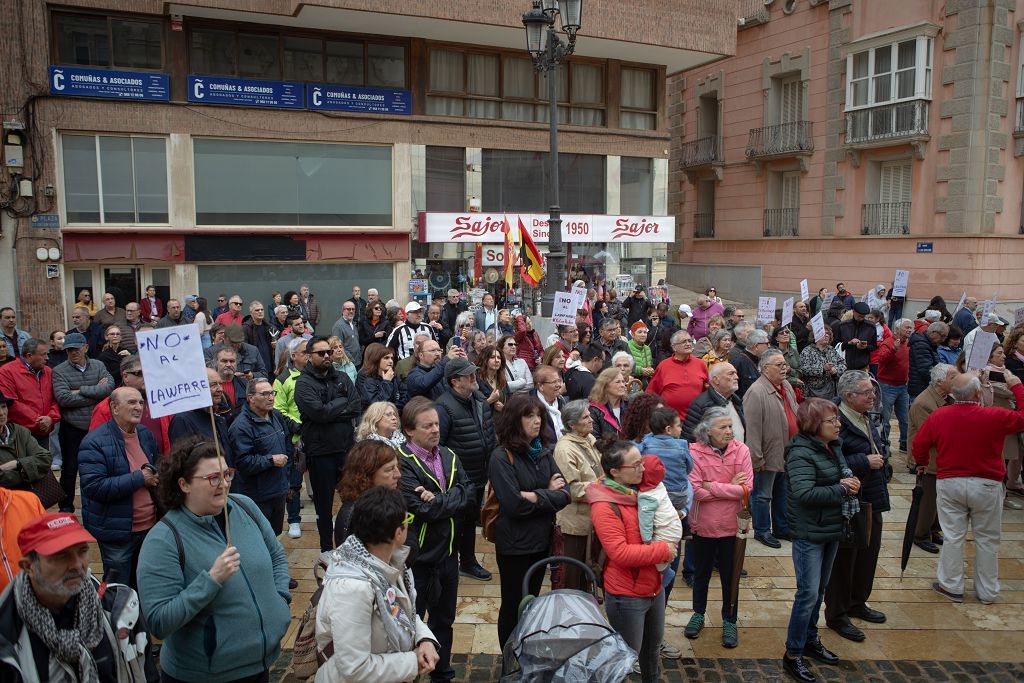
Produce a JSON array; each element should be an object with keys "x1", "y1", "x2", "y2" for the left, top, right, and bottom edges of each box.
[{"x1": 668, "y1": 0, "x2": 1024, "y2": 311}]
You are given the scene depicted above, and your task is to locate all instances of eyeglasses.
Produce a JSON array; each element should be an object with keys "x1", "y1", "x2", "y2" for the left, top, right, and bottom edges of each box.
[
  {"x1": 192, "y1": 468, "x2": 236, "y2": 487},
  {"x1": 254, "y1": 390, "x2": 277, "y2": 398},
  {"x1": 506, "y1": 342, "x2": 517, "y2": 347},
  {"x1": 403, "y1": 512, "x2": 415, "y2": 526},
  {"x1": 310, "y1": 349, "x2": 332, "y2": 357},
  {"x1": 543, "y1": 379, "x2": 564, "y2": 386},
  {"x1": 123, "y1": 370, "x2": 143, "y2": 377},
  {"x1": 824, "y1": 416, "x2": 841, "y2": 426},
  {"x1": 674, "y1": 339, "x2": 694, "y2": 345},
  {"x1": 617, "y1": 461, "x2": 644, "y2": 473}
]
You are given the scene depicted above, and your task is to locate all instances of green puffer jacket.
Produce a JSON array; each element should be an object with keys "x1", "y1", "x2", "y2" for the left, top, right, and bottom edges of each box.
[
  {"x1": 784, "y1": 432, "x2": 849, "y2": 542},
  {"x1": 627, "y1": 339, "x2": 653, "y2": 379}
]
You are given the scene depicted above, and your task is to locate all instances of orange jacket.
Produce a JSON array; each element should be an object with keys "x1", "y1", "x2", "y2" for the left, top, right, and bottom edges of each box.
[{"x1": 0, "y1": 488, "x2": 45, "y2": 591}]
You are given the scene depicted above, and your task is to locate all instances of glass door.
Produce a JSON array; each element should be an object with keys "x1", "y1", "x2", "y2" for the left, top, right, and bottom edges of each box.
[{"x1": 103, "y1": 267, "x2": 141, "y2": 309}]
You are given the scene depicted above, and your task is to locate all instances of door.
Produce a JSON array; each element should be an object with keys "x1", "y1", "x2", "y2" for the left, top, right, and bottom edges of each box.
[
  {"x1": 879, "y1": 161, "x2": 912, "y2": 232},
  {"x1": 103, "y1": 267, "x2": 141, "y2": 309}
]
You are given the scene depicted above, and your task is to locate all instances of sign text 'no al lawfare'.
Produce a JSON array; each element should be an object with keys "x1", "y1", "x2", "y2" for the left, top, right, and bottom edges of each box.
[{"x1": 136, "y1": 324, "x2": 212, "y2": 419}]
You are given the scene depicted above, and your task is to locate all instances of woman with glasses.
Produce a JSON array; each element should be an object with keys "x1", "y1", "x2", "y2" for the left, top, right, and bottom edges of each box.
[
  {"x1": 799, "y1": 328, "x2": 846, "y2": 400},
  {"x1": 446, "y1": 312, "x2": 476, "y2": 353},
  {"x1": 589, "y1": 367, "x2": 630, "y2": 440},
  {"x1": 76, "y1": 289, "x2": 98, "y2": 318},
  {"x1": 317, "y1": 486, "x2": 440, "y2": 682},
  {"x1": 138, "y1": 436, "x2": 292, "y2": 683},
  {"x1": 356, "y1": 401, "x2": 407, "y2": 450},
  {"x1": 98, "y1": 325, "x2": 130, "y2": 385},
  {"x1": 360, "y1": 302, "x2": 392, "y2": 349},
  {"x1": 498, "y1": 334, "x2": 532, "y2": 395}
]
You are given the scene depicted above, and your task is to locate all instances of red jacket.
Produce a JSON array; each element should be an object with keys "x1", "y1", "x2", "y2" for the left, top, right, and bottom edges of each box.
[
  {"x1": 875, "y1": 334, "x2": 910, "y2": 386},
  {"x1": 514, "y1": 316, "x2": 543, "y2": 368},
  {"x1": 139, "y1": 297, "x2": 163, "y2": 324},
  {"x1": 586, "y1": 482, "x2": 670, "y2": 598},
  {"x1": 646, "y1": 355, "x2": 708, "y2": 419},
  {"x1": 0, "y1": 360, "x2": 60, "y2": 436},
  {"x1": 88, "y1": 398, "x2": 171, "y2": 454},
  {"x1": 869, "y1": 325, "x2": 893, "y2": 366},
  {"x1": 912, "y1": 383, "x2": 1024, "y2": 482}
]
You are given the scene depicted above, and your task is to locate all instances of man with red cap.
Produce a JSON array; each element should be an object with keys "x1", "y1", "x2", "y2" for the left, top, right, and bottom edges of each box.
[{"x1": 0, "y1": 513, "x2": 151, "y2": 682}]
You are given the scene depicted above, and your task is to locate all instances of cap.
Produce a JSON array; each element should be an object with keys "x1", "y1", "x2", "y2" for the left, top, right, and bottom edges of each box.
[
  {"x1": 0, "y1": 391, "x2": 12, "y2": 407},
  {"x1": 630, "y1": 321, "x2": 648, "y2": 336},
  {"x1": 852, "y1": 302, "x2": 871, "y2": 315},
  {"x1": 184, "y1": 294, "x2": 198, "y2": 303},
  {"x1": 634, "y1": 284, "x2": 645, "y2": 292},
  {"x1": 678, "y1": 304, "x2": 692, "y2": 317},
  {"x1": 431, "y1": 291, "x2": 445, "y2": 300},
  {"x1": 444, "y1": 357, "x2": 478, "y2": 382},
  {"x1": 405, "y1": 301, "x2": 423, "y2": 313},
  {"x1": 923, "y1": 310, "x2": 941, "y2": 321},
  {"x1": 225, "y1": 325, "x2": 245, "y2": 343},
  {"x1": 63, "y1": 332, "x2": 87, "y2": 350},
  {"x1": 986, "y1": 313, "x2": 1008, "y2": 326},
  {"x1": 18, "y1": 513, "x2": 96, "y2": 556}
]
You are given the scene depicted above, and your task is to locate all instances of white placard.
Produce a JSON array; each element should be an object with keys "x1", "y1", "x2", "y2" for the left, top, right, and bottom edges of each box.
[
  {"x1": 571, "y1": 286, "x2": 587, "y2": 310},
  {"x1": 967, "y1": 331, "x2": 999, "y2": 370},
  {"x1": 799, "y1": 279, "x2": 809, "y2": 303},
  {"x1": 757, "y1": 297, "x2": 777, "y2": 324},
  {"x1": 822, "y1": 292, "x2": 836, "y2": 311},
  {"x1": 810, "y1": 312, "x2": 826, "y2": 342},
  {"x1": 781, "y1": 298, "x2": 795, "y2": 328},
  {"x1": 892, "y1": 270, "x2": 910, "y2": 297},
  {"x1": 981, "y1": 296, "x2": 997, "y2": 321},
  {"x1": 1015, "y1": 307, "x2": 1024, "y2": 327},
  {"x1": 952, "y1": 291, "x2": 967, "y2": 316},
  {"x1": 136, "y1": 323, "x2": 212, "y2": 419},
  {"x1": 551, "y1": 291, "x2": 578, "y2": 327}
]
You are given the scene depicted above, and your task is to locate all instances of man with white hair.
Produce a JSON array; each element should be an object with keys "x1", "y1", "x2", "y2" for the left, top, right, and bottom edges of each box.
[
  {"x1": 730, "y1": 325, "x2": 767, "y2": 399},
  {"x1": 908, "y1": 321, "x2": 948, "y2": 399},
  {"x1": 646, "y1": 329, "x2": 708, "y2": 419},
  {"x1": 682, "y1": 362, "x2": 745, "y2": 443},
  {"x1": 913, "y1": 369, "x2": 1024, "y2": 604},
  {"x1": 876, "y1": 318, "x2": 913, "y2": 452}
]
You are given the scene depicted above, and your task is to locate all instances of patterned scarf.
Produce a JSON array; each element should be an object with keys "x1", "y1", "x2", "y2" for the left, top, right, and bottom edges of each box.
[{"x1": 13, "y1": 571, "x2": 103, "y2": 683}]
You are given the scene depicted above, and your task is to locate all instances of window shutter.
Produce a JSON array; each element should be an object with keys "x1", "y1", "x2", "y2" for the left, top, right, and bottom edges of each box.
[
  {"x1": 782, "y1": 172, "x2": 800, "y2": 209},
  {"x1": 879, "y1": 161, "x2": 911, "y2": 203},
  {"x1": 780, "y1": 79, "x2": 801, "y2": 124}
]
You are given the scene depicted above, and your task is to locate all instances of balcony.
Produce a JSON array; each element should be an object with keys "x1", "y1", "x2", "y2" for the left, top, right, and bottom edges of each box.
[
  {"x1": 1015, "y1": 98, "x2": 1024, "y2": 136},
  {"x1": 746, "y1": 121, "x2": 814, "y2": 161},
  {"x1": 679, "y1": 135, "x2": 722, "y2": 169},
  {"x1": 763, "y1": 208, "x2": 799, "y2": 237},
  {"x1": 862, "y1": 202, "x2": 911, "y2": 236},
  {"x1": 738, "y1": 0, "x2": 770, "y2": 28},
  {"x1": 845, "y1": 99, "x2": 929, "y2": 151},
  {"x1": 694, "y1": 212, "x2": 714, "y2": 238}
]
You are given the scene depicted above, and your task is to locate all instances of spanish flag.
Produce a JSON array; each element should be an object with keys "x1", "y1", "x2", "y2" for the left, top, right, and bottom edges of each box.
[
  {"x1": 502, "y1": 216, "x2": 515, "y2": 293},
  {"x1": 518, "y1": 217, "x2": 545, "y2": 287}
]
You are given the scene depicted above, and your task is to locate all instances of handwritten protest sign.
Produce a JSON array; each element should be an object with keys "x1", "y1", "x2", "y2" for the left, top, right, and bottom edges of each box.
[
  {"x1": 822, "y1": 292, "x2": 836, "y2": 311},
  {"x1": 757, "y1": 297, "x2": 777, "y2": 325},
  {"x1": 782, "y1": 298, "x2": 794, "y2": 328},
  {"x1": 136, "y1": 323, "x2": 212, "y2": 419},
  {"x1": 800, "y1": 279, "x2": 810, "y2": 303},
  {"x1": 892, "y1": 270, "x2": 910, "y2": 297},
  {"x1": 810, "y1": 312, "x2": 826, "y2": 342},
  {"x1": 551, "y1": 291, "x2": 578, "y2": 326},
  {"x1": 571, "y1": 286, "x2": 587, "y2": 310}
]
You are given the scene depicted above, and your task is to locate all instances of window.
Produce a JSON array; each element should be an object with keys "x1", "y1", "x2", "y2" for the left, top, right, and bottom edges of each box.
[
  {"x1": 879, "y1": 161, "x2": 912, "y2": 204},
  {"x1": 61, "y1": 134, "x2": 168, "y2": 224},
  {"x1": 620, "y1": 157, "x2": 653, "y2": 215},
  {"x1": 193, "y1": 139, "x2": 392, "y2": 226},
  {"x1": 189, "y1": 28, "x2": 407, "y2": 87},
  {"x1": 621, "y1": 67, "x2": 657, "y2": 130},
  {"x1": 779, "y1": 76, "x2": 802, "y2": 124},
  {"x1": 427, "y1": 49, "x2": 605, "y2": 125},
  {"x1": 426, "y1": 147, "x2": 466, "y2": 212},
  {"x1": 846, "y1": 37, "x2": 933, "y2": 109},
  {"x1": 53, "y1": 13, "x2": 163, "y2": 70},
  {"x1": 481, "y1": 150, "x2": 605, "y2": 213}
]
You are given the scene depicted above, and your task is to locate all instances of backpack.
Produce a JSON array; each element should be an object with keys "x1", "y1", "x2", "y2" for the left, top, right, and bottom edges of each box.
[
  {"x1": 290, "y1": 551, "x2": 333, "y2": 680},
  {"x1": 480, "y1": 449, "x2": 514, "y2": 543},
  {"x1": 585, "y1": 501, "x2": 621, "y2": 603}
]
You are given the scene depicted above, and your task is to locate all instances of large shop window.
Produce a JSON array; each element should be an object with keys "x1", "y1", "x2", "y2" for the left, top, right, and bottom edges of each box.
[
  {"x1": 61, "y1": 134, "x2": 168, "y2": 224},
  {"x1": 425, "y1": 147, "x2": 466, "y2": 212},
  {"x1": 620, "y1": 157, "x2": 653, "y2": 215},
  {"x1": 193, "y1": 139, "x2": 392, "y2": 226},
  {"x1": 481, "y1": 150, "x2": 605, "y2": 214},
  {"x1": 427, "y1": 49, "x2": 605, "y2": 126},
  {"x1": 846, "y1": 37, "x2": 933, "y2": 109},
  {"x1": 53, "y1": 13, "x2": 163, "y2": 69},
  {"x1": 189, "y1": 28, "x2": 406, "y2": 87}
]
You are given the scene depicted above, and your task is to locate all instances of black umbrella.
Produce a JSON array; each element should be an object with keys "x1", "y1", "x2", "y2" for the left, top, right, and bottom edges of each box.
[{"x1": 900, "y1": 473, "x2": 925, "y2": 580}]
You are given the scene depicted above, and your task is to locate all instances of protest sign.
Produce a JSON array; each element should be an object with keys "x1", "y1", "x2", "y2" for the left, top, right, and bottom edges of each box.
[
  {"x1": 810, "y1": 312, "x2": 826, "y2": 342},
  {"x1": 892, "y1": 270, "x2": 910, "y2": 297},
  {"x1": 967, "y1": 331, "x2": 999, "y2": 370},
  {"x1": 800, "y1": 279, "x2": 810, "y2": 303},
  {"x1": 757, "y1": 297, "x2": 777, "y2": 324},
  {"x1": 822, "y1": 292, "x2": 836, "y2": 311},
  {"x1": 571, "y1": 286, "x2": 587, "y2": 310},
  {"x1": 952, "y1": 291, "x2": 966, "y2": 316},
  {"x1": 781, "y1": 298, "x2": 794, "y2": 328},
  {"x1": 136, "y1": 323, "x2": 211, "y2": 419},
  {"x1": 981, "y1": 296, "x2": 997, "y2": 321},
  {"x1": 551, "y1": 291, "x2": 578, "y2": 326},
  {"x1": 1015, "y1": 306, "x2": 1024, "y2": 327}
]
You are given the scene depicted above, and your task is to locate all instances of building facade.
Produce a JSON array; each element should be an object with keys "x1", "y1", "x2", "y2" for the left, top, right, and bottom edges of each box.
[
  {"x1": 0, "y1": 0, "x2": 736, "y2": 336},
  {"x1": 669, "y1": 0, "x2": 1024, "y2": 311}
]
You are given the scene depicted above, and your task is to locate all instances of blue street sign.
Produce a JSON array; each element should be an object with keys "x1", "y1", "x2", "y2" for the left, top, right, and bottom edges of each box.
[
  {"x1": 307, "y1": 84, "x2": 412, "y2": 115},
  {"x1": 188, "y1": 76, "x2": 304, "y2": 109},
  {"x1": 31, "y1": 214, "x2": 60, "y2": 229},
  {"x1": 49, "y1": 66, "x2": 169, "y2": 101},
  {"x1": 916, "y1": 242, "x2": 933, "y2": 253}
]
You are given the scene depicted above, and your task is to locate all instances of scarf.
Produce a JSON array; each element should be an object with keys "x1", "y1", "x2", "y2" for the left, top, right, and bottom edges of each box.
[
  {"x1": 13, "y1": 572, "x2": 103, "y2": 683},
  {"x1": 526, "y1": 437, "x2": 544, "y2": 464},
  {"x1": 603, "y1": 478, "x2": 636, "y2": 496},
  {"x1": 330, "y1": 536, "x2": 416, "y2": 654}
]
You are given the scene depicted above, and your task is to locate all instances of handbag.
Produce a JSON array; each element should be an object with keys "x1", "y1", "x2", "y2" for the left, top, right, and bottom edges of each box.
[{"x1": 30, "y1": 470, "x2": 66, "y2": 510}]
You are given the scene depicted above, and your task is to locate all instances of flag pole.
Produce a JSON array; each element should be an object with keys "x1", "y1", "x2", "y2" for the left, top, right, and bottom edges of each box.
[{"x1": 208, "y1": 406, "x2": 231, "y2": 546}]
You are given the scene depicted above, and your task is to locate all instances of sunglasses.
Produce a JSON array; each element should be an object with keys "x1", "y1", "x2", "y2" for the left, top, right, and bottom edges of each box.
[{"x1": 310, "y1": 349, "x2": 332, "y2": 357}]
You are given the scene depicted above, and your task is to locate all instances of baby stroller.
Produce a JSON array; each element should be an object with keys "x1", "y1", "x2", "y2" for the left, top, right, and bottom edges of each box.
[{"x1": 500, "y1": 556, "x2": 636, "y2": 683}]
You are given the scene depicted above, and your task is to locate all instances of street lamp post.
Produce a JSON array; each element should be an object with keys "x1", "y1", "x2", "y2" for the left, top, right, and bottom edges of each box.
[{"x1": 522, "y1": 0, "x2": 582, "y2": 316}]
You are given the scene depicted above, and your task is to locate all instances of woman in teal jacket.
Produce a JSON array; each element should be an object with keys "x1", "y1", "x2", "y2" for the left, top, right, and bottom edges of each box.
[{"x1": 137, "y1": 437, "x2": 291, "y2": 683}]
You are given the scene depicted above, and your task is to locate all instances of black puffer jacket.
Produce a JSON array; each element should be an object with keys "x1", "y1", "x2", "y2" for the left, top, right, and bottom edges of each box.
[
  {"x1": 487, "y1": 445, "x2": 570, "y2": 555},
  {"x1": 785, "y1": 432, "x2": 849, "y2": 542},
  {"x1": 398, "y1": 444, "x2": 473, "y2": 566},
  {"x1": 358, "y1": 316, "x2": 392, "y2": 349},
  {"x1": 907, "y1": 332, "x2": 938, "y2": 397},
  {"x1": 837, "y1": 409, "x2": 891, "y2": 513},
  {"x1": 836, "y1": 318, "x2": 877, "y2": 370},
  {"x1": 436, "y1": 388, "x2": 496, "y2": 486},
  {"x1": 294, "y1": 363, "x2": 362, "y2": 458},
  {"x1": 682, "y1": 388, "x2": 745, "y2": 442},
  {"x1": 729, "y1": 347, "x2": 759, "y2": 399}
]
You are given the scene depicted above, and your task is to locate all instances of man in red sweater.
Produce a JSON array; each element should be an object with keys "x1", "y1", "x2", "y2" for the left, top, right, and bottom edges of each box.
[
  {"x1": 912, "y1": 370, "x2": 1024, "y2": 605},
  {"x1": 876, "y1": 318, "x2": 912, "y2": 452},
  {"x1": 646, "y1": 329, "x2": 708, "y2": 419}
]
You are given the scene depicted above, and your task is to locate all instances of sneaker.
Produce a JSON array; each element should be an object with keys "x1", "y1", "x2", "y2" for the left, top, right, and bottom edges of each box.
[
  {"x1": 722, "y1": 620, "x2": 738, "y2": 648},
  {"x1": 288, "y1": 523, "x2": 302, "y2": 539},
  {"x1": 659, "y1": 640, "x2": 681, "y2": 660},
  {"x1": 684, "y1": 613, "x2": 705, "y2": 639},
  {"x1": 631, "y1": 661, "x2": 641, "y2": 675},
  {"x1": 932, "y1": 581, "x2": 963, "y2": 603},
  {"x1": 1003, "y1": 498, "x2": 1022, "y2": 511},
  {"x1": 459, "y1": 564, "x2": 492, "y2": 581}
]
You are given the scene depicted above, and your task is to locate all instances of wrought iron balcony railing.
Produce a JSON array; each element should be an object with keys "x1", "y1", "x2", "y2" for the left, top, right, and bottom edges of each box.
[
  {"x1": 746, "y1": 121, "x2": 814, "y2": 159},
  {"x1": 679, "y1": 136, "x2": 722, "y2": 169},
  {"x1": 763, "y1": 208, "x2": 799, "y2": 237},
  {"x1": 846, "y1": 99, "x2": 929, "y2": 145},
  {"x1": 694, "y1": 212, "x2": 714, "y2": 238},
  {"x1": 862, "y1": 202, "x2": 911, "y2": 235}
]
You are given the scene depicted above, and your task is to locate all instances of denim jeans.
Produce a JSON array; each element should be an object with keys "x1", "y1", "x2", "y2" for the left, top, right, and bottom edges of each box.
[
  {"x1": 786, "y1": 539, "x2": 839, "y2": 655},
  {"x1": 286, "y1": 461, "x2": 302, "y2": 525},
  {"x1": 751, "y1": 470, "x2": 789, "y2": 538},
  {"x1": 604, "y1": 588, "x2": 665, "y2": 683},
  {"x1": 878, "y1": 381, "x2": 910, "y2": 450},
  {"x1": 680, "y1": 539, "x2": 695, "y2": 584},
  {"x1": 98, "y1": 531, "x2": 148, "y2": 588}
]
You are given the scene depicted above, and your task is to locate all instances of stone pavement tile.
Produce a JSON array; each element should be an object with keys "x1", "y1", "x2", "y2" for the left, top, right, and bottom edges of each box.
[
  {"x1": 957, "y1": 630, "x2": 1024, "y2": 662},
  {"x1": 873, "y1": 630, "x2": 976, "y2": 661}
]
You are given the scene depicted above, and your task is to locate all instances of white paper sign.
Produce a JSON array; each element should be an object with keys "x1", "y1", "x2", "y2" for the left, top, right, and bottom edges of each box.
[
  {"x1": 551, "y1": 291, "x2": 578, "y2": 326},
  {"x1": 981, "y1": 297, "x2": 997, "y2": 321},
  {"x1": 822, "y1": 293, "x2": 836, "y2": 311},
  {"x1": 952, "y1": 291, "x2": 967, "y2": 316},
  {"x1": 810, "y1": 312, "x2": 826, "y2": 342},
  {"x1": 781, "y1": 298, "x2": 795, "y2": 328},
  {"x1": 892, "y1": 270, "x2": 910, "y2": 297},
  {"x1": 757, "y1": 297, "x2": 777, "y2": 324},
  {"x1": 800, "y1": 279, "x2": 810, "y2": 303},
  {"x1": 1015, "y1": 307, "x2": 1024, "y2": 327},
  {"x1": 967, "y1": 331, "x2": 999, "y2": 370},
  {"x1": 571, "y1": 286, "x2": 587, "y2": 310},
  {"x1": 137, "y1": 323, "x2": 212, "y2": 419}
]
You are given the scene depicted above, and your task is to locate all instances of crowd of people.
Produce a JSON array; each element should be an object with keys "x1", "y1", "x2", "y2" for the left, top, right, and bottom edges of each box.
[{"x1": 0, "y1": 277, "x2": 1020, "y2": 683}]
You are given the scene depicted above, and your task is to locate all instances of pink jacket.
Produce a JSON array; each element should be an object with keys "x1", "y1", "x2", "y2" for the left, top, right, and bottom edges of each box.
[
  {"x1": 687, "y1": 440, "x2": 754, "y2": 538},
  {"x1": 687, "y1": 300, "x2": 724, "y2": 340}
]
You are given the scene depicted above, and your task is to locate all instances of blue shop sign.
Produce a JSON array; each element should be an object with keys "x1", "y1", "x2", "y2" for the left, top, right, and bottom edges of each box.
[
  {"x1": 188, "y1": 76, "x2": 304, "y2": 109},
  {"x1": 49, "y1": 66, "x2": 169, "y2": 101},
  {"x1": 307, "y1": 84, "x2": 411, "y2": 114}
]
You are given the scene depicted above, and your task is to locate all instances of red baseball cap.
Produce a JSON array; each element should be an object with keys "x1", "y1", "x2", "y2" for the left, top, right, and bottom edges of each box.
[{"x1": 18, "y1": 513, "x2": 96, "y2": 556}]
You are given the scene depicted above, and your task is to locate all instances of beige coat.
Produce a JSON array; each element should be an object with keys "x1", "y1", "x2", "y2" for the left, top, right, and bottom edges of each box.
[
  {"x1": 552, "y1": 431, "x2": 604, "y2": 536},
  {"x1": 908, "y1": 384, "x2": 947, "y2": 473},
  {"x1": 742, "y1": 375, "x2": 798, "y2": 472}
]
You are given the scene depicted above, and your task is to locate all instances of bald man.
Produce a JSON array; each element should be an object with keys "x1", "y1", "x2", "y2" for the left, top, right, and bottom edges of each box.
[{"x1": 167, "y1": 367, "x2": 233, "y2": 457}]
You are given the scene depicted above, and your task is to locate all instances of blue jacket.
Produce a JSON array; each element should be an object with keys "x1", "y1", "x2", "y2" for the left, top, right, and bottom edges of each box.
[
  {"x1": 137, "y1": 494, "x2": 291, "y2": 682},
  {"x1": 226, "y1": 404, "x2": 293, "y2": 503},
  {"x1": 952, "y1": 306, "x2": 978, "y2": 336},
  {"x1": 637, "y1": 433, "x2": 694, "y2": 513},
  {"x1": 78, "y1": 419, "x2": 158, "y2": 543},
  {"x1": 406, "y1": 358, "x2": 449, "y2": 400},
  {"x1": 167, "y1": 407, "x2": 233, "y2": 459},
  {"x1": 936, "y1": 344, "x2": 960, "y2": 366}
]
